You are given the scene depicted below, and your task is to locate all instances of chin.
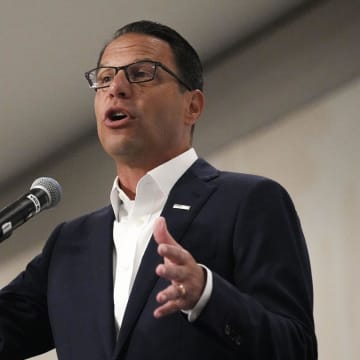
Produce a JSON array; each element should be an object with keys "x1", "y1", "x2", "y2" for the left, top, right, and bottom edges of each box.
[{"x1": 106, "y1": 141, "x2": 143, "y2": 161}]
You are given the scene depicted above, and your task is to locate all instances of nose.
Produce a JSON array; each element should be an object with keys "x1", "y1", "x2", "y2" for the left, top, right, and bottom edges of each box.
[{"x1": 108, "y1": 69, "x2": 132, "y2": 98}]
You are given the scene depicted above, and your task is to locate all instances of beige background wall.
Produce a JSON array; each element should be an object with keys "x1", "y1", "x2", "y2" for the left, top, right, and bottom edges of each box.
[{"x1": 208, "y1": 77, "x2": 360, "y2": 360}]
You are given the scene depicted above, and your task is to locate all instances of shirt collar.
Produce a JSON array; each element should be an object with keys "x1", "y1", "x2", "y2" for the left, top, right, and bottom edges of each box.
[
  {"x1": 110, "y1": 148, "x2": 198, "y2": 221},
  {"x1": 148, "y1": 148, "x2": 198, "y2": 197}
]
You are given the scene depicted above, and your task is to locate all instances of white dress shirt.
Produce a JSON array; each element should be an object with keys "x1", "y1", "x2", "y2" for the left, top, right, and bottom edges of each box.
[{"x1": 110, "y1": 148, "x2": 212, "y2": 334}]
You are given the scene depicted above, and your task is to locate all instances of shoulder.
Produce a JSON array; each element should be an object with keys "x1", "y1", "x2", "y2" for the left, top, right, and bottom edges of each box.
[
  {"x1": 41, "y1": 205, "x2": 114, "y2": 255},
  {"x1": 193, "y1": 158, "x2": 287, "y2": 194},
  {"x1": 52, "y1": 205, "x2": 114, "y2": 235}
]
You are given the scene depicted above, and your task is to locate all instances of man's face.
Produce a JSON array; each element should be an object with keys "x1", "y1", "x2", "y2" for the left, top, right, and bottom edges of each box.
[{"x1": 94, "y1": 33, "x2": 202, "y2": 169}]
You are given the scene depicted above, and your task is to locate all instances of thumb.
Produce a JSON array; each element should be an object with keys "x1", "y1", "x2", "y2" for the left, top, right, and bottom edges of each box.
[{"x1": 153, "y1": 217, "x2": 175, "y2": 246}]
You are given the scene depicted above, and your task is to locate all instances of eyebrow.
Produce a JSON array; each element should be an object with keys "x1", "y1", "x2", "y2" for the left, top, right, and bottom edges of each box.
[{"x1": 99, "y1": 58, "x2": 158, "y2": 67}]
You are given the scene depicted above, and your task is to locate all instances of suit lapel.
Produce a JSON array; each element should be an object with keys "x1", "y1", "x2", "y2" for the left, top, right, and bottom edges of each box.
[
  {"x1": 89, "y1": 206, "x2": 117, "y2": 357},
  {"x1": 161, "y1": 159, "x2": 219, "y2": 246},
  {"x1": 113, "y1": 159, "x2": 219, "y2": 358}
]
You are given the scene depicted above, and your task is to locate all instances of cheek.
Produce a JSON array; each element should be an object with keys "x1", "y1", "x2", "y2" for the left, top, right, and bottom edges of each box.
[
  {"x1": 94, "y1": 89, "x2": 107, "y2": 112},
  {"x1": 93, "y1": 97, "x2": 106, "y2": 138},
  {"x1": 147, "y1": 91, "x2": 184, "y2": 120},
  {"x1": 94, "y1": 96, "x2": 102, "y2": 121}
]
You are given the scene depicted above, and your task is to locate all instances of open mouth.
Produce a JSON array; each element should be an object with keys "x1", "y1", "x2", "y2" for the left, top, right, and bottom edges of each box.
[{"x1": 109, "y1": 112, "x2": 127, "y2": 121}]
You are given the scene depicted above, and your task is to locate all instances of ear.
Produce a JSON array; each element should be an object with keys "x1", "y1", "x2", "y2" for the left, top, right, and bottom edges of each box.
[{"x1": 184, "y1": 90, "x2": 205, "y2": 126}]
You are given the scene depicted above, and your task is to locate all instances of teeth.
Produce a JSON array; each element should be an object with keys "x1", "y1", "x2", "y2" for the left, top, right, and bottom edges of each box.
[{"x1": 110, "y1": 112, "x2": 127, "y2": 121}]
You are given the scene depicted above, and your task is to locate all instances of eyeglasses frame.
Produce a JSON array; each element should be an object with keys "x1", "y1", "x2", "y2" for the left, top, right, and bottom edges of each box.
[{"x1": 84, "y1": 60, "x2": 192, "y2": 91}]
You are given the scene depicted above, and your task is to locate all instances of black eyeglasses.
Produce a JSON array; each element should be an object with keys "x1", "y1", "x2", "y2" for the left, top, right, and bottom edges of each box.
[{"x1": 84, "y1": 60, "x2": 192, "y2": 91}]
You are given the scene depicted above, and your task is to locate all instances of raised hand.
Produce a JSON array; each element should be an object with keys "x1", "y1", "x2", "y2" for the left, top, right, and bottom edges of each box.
[{"x1": 153, "y1": 217, "x2": 205, "y2": 318}]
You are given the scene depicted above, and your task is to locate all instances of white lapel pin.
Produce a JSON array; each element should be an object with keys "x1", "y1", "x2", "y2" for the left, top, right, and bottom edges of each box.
[{"x1": 172, "y1": 204, "x2": 191, "y2": 211}]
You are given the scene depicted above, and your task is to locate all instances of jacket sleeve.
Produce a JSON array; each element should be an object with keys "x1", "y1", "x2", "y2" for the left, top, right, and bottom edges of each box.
[
  {"x1": 194, "y1": 178, "x2": 317, "y2": 359},
  {"x1": 0, "y1": 224, "x2": 63, "y2": 359}
]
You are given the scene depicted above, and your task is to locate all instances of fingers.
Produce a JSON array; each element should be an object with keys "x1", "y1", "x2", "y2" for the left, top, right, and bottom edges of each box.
[
  {"x1": 154, "y1": 283, "x2": 187, "y2": 318},
  {"x1": 153, "y1": 216, "x2": 206, "y2": 318},
  {"x1": 154, "y1": 299, "x2": 181, "y2": 319},
  {"x1": 154, "y1": 217, "x2": 189, "y2": 265},
  {"x1": 158, "y1": 246, "x2": 189, "y2": 268},
  {"x1": 156, "y1": 261, "x2": 184, "y2": 282},
  {"x1": 156, "y1": 283, "x2": 186, "y2": 304}
]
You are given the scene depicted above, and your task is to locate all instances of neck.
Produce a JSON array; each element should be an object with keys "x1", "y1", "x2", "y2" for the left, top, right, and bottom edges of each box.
[
  {"x1": 114, "y1": 147, "x2": 191, "y2": 199},
  {"x1": 115, "y1": 159, "x2": 166, "y2": 200},
  {"x1": 114, "y1": 164, "x2": 146, "y2": 200}
]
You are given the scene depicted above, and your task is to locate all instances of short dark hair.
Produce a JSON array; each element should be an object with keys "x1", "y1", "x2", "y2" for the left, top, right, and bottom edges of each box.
[{"x1": 97, "y1": 20, "x2": 203, "y2": 91}]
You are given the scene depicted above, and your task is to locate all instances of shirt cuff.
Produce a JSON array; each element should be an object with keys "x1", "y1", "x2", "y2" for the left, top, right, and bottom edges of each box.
[{"x1": 181, "y1": 264, "x2": 213, "y2": 322}]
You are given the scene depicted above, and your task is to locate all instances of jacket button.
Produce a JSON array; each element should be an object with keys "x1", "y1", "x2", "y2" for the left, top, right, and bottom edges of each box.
[{"x1": 234, "y1": 335, "x2": 242, "y2": 346}]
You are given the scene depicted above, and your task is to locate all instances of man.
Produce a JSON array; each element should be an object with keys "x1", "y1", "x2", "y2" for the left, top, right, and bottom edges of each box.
[{"x1": 0, "y1": 20, "x2": 317, "y2": 359}]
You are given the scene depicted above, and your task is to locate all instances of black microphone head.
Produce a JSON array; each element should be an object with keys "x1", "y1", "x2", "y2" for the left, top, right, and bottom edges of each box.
[{"x1": 30, "y1": 177, "x2": 62, "y2": 208}]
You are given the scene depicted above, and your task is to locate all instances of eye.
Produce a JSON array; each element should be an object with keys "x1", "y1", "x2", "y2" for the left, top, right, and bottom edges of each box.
[
  {"x1": 133, "y1": 70, "x2": 149, "y2": 79},
  {"x1": 128, "y1": 63, "x2": 154, "y2": 82},
  {"x1": 96, "y1": 68, "x2": 115, "y2": 85}
]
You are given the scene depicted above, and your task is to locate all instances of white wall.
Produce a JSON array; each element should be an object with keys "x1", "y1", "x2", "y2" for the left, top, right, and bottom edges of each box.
[{"x1": 208, "y1": 77, "x2": 360, "y2": 360}]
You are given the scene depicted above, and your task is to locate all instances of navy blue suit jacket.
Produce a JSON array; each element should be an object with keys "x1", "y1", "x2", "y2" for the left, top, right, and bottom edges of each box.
[{"x1": 0, "y1": 159, "x2": 317, "y2": 359}]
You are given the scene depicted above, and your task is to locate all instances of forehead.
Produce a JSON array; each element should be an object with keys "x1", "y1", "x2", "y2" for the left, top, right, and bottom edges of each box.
[{"x1": 100, "y1": 33, "x2": 175, "y2": 66}]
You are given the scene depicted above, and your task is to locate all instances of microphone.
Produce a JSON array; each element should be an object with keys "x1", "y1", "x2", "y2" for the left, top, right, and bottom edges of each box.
[{"x1": 0, "y1": 177, "x2": 62, "y2": 243}]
